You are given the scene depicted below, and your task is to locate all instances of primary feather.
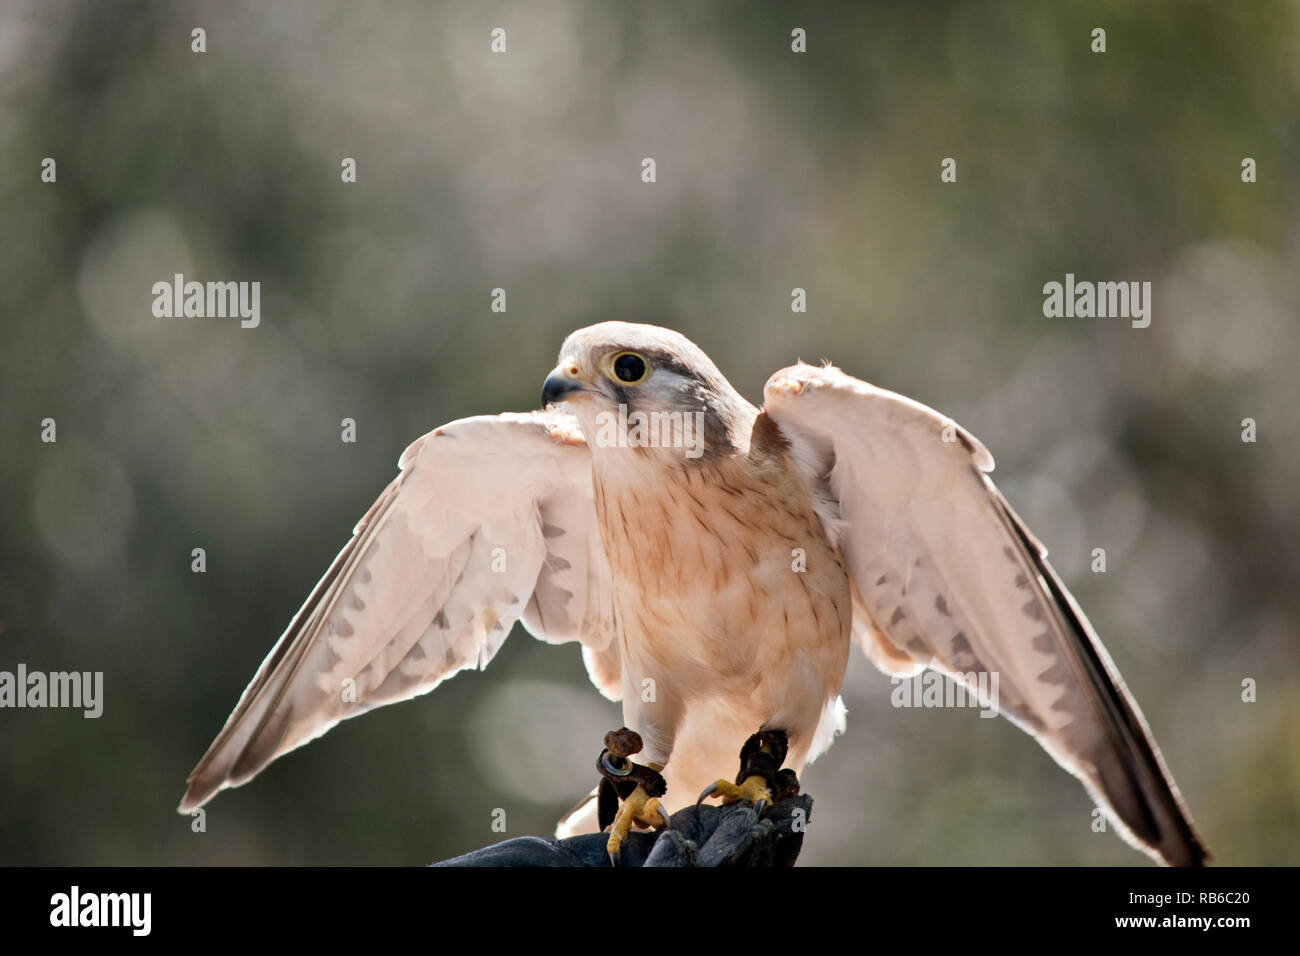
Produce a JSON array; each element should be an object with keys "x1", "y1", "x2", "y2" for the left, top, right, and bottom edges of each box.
[{"x1": 763, "y1": 362, "x2": 1208, "y2": 866}]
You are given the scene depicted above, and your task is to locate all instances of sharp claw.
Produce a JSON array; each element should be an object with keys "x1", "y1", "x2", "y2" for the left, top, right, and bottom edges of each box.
[
  {"x1": 655, "y1": 802, "x2": 672, "y2": 830},
  {"x1": 696, "y1": 782, "x2": 720, "y2": 807},
  {"x1": 608, "y1": 848, "x2": 621, "y2": 868},
  {"x1": 753, "y1": 796, "x2": 769, "y2": 817}
]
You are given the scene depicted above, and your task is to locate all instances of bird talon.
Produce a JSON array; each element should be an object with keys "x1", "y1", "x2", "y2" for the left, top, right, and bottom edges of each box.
[
  {"x1": 695, "y1": 781, "x2": 721, "y2": 807},
  {"x1": 604, "y1": 782, "x2": 668, "y2": 865},
  {"x1": 697, "y1": 774, "x2": 772, "y2": 814},
  {"x1": 649, "y1": 797, "x2": 671, "y2": 830}
]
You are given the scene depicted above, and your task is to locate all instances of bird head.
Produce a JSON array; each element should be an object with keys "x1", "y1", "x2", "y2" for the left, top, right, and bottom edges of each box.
[{"x1": 542, "y1": 322, "x2": 754, "y2": 462}]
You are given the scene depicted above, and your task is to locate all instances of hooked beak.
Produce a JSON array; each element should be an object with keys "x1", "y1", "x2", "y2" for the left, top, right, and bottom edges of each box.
[{"x1": 542, "y1": 366, "x2": 589, "y2": 406}]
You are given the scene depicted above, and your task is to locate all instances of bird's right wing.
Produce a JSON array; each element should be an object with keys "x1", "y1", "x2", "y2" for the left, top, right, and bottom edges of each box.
[{"x1": 178, "y1": 410, "x2": 618, "y2": 813}]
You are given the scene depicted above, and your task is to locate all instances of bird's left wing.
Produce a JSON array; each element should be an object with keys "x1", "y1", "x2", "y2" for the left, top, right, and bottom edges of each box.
[
  {"x1": 763, "y1": 363, "x2": 1208, "y2": 866},
  {"x1": 178, "y1": 410, "x2": 617, "y2": 812}
]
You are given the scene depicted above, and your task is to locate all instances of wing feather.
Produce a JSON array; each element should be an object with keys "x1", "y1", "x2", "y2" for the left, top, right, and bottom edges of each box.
[
  {"x1": 178, "y1": 410, "x2": 616, "y2": 811},
  {"x1": 764, "y1": 363, "x2": 1208, "y2": 866}
]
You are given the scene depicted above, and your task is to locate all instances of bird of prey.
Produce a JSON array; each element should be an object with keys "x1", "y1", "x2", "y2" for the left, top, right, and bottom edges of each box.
[{"x1": 178, "y1": 322, "x2": 1208, "y2": 866}]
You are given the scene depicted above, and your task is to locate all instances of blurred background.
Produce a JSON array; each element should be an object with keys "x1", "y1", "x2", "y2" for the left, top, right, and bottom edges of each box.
[{"x1": 1, "y1": 0, "x2": 1298, "y2": 865}]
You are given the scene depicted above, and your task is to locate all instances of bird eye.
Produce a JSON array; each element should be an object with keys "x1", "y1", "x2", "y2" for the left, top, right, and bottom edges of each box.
[{"x1": 609, "y1": 351, "x2": 648, "y2": 385}]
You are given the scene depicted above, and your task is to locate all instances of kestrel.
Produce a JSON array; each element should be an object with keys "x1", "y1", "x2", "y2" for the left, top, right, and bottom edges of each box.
[{"x1": 178, "y1": 322, "x2": 1208, "y2": 866}]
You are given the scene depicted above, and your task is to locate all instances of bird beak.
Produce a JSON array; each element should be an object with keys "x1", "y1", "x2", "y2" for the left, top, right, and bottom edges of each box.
[{"x1": 542, "y1": 365, "x2": 589, "y2": 406}]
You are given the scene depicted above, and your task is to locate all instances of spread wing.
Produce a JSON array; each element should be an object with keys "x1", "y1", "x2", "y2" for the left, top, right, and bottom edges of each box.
[
  {"x1": 764, "y1": 364, "x2": 1208, "y2": 866},
  {"x1": 178, "y1": 410, "x2": 618, "y2": 813}
]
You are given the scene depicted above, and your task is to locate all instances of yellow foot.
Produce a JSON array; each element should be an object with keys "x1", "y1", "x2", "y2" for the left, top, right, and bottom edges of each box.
[
  {"x1": 605, "y1": 781, "x2": 671, "y2": 866},
  {"x1": 696, "y1": 774, "x2": 773, "y2": 816}
]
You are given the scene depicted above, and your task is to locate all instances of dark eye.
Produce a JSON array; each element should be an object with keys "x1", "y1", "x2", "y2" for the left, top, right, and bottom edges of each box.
[{"x1": 611, "y1": 351, "x2": 648, "y2": 384}]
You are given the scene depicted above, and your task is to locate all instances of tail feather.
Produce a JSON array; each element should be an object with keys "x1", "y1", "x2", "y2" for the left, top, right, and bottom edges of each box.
[{"x1": 555, "y1": 786, "x2": 602, "y2": 839}]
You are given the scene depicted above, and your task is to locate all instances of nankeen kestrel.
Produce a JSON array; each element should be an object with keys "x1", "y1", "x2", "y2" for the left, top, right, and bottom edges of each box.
[{"x1": 179, "y1": 322, "x2": 1208, "y2": 866}]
